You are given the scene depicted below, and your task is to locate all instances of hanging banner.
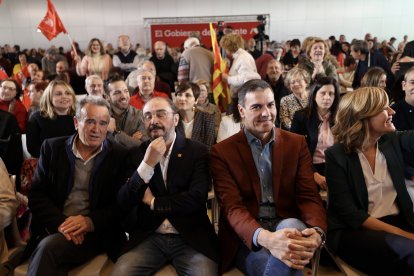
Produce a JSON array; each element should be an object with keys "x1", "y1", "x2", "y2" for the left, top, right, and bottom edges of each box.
[{"x1": 150, "y1": 21, "x2": 261, "y2": 49}]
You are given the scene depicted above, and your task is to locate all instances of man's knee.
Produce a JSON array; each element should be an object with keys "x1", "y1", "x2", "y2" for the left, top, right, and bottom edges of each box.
[
  {"x1": 276, "y1": 218, "x2": 306, "y2": 231},
  {"x1": 176, "y1": 253, "x2": 218, "y2": 276},
  {"x1": 33, "y1": 234, "x2": 66, "y2": 257}
]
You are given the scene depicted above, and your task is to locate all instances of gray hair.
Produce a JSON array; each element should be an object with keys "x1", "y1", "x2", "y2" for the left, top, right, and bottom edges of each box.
[
  {"x1": 85, "y1": 74, "x2": 103, "y2": 86},
  {"x1": 76, "y1": 96, "x2": 110, "y2": 119},
  {"x1": 184, "y1": 37, "x2": 200, "y2": 49}
]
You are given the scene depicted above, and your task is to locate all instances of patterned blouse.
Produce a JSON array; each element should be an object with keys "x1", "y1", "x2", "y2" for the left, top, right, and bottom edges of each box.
[{"x1": 279, "y1": 93, "x2": 308, "y2": 130}]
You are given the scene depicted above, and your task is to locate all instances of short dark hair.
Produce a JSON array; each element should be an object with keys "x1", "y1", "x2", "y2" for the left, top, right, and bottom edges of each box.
[
  {"x1": 105, "y1": 73, "x2": 125, "y2": 95},
  {"x1": 176, "y1": 82, "x2": 201, "y2": 100},
  {"x1": 290, "y1": 39, "x2": 301, "y2": 48},
  {"x1": 237, "y1": 79, "x2": 272, "y2": 107},
  {"x1": 351, "y1": 40, "x2": 369, "y2": 55},
  {"x1": 0, "y1": 79, "x2": 22, "y2": 99}
]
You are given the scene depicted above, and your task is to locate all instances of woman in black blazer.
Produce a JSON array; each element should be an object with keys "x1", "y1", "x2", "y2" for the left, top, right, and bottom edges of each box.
[
  {"x1": 325, "y1": 87, "x2": 414, "y2": 275},
  {"x1": 291, "y1": 76, "x2": 340, "y2": 190}
]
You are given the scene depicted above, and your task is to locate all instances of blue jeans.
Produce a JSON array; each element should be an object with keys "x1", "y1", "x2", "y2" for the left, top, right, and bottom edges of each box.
[
  {"x1": 27, "y1": 233, "x2": 101, "y2": 276},
  {"x1": 111, "y1": 233, "x2": 217, "y2": 276},
  {"x1": 236, "y1": 218, "x2": 307, "y2": 276}
]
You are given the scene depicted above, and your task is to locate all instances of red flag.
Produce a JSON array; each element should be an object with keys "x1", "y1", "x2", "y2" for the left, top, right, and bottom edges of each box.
[
  {"x1": 38, "y1": 0, "x2": 67, "y2": 41},
  {"x1": 209, "y1": 23, "x2": 231, "y2": 112}
]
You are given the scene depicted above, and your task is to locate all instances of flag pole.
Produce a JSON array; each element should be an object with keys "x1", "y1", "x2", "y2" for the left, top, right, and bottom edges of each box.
[{"x1": 66, "y1": 33, "x2": 78, "y2": 58}]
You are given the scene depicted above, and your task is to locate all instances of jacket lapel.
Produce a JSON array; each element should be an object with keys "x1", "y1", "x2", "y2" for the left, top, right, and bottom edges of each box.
[
  {"x1": 166, "y1": 133, "x2": 186, "y2": 191},
  {"x1": 272, "y1": 128, "x2": 283, "y2": 202},
  {"x1": 236, "y1": 130, "x2": 261, "y2": 203}
]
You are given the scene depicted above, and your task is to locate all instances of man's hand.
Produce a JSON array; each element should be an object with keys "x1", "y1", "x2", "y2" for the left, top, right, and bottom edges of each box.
[
  {"x1": 59, "y1": 215, "x2": 93, "y2": 236},
  {"x1": 132, "y1": 131, "x2": 144, "y2": 141},
  {"x1": 107, "y1": 117, "x2": 116, "y2": 133},
  {"x1": 142, "y1": 186, "x2": 155, "y2": 207},
  {"x1": 143, "y1": 137, "x2": 166, "y2": 167},
  {"x1": 257, "y1": 228, "x2": 319, "y2": 270},
  {"x1": 314, "y1": 172, "x2": 327, "y2": 190}
]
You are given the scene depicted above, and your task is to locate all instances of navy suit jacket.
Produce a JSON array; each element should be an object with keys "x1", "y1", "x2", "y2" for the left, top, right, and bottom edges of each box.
[
  {"x1": 29, "y1": 135, "x2": 131, "y2": 261},
  {"x1": 118, "y1": 132, "x2": 219, "y2": 263},
  {"x1": 325, "y1": 131, "x2": 414, "y2": 253}
]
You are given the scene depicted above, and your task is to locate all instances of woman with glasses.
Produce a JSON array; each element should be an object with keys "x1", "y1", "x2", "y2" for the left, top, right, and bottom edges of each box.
[
  {"x1": 26, "y1": 80, "x2": 76, "y2": 158},
  {"x1": 291, "y1": 77, "x2": 340, "y2": 190},
  {"x1": 0, "y1": 79, "x2": 27, "y2": 133},
  {"x1": 175, "y1": 82, "x2": 215, "y2": 151},
  {"x1": 279, "y1": 67, "x2": 311, "y2": 130}
]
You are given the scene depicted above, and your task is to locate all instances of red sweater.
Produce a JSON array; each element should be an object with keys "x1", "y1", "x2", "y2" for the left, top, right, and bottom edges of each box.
[
  {"x1": 0, "y1": 99, "x2": 28, "y2": 133},
  {"x1": 129, "y1": 91, "x2": 169, "y2": 110}
]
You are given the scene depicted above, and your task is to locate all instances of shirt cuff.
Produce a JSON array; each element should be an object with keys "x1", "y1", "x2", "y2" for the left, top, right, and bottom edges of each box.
[
  {"x1": 253, "y1": 227, "x2": 264, "y2": 247},
  {"x1": 137, "y1": 161, "x2": 154, "y2": 183}
]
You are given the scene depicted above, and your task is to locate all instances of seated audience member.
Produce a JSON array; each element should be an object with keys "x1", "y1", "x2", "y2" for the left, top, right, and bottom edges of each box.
[
  {"x1": 111, "y1": 97, "x2": 219, "y2": 275},
  {"x1": 210, "y1": 79, "x2": 326, "y2": 275},
  {"x1": 113, "y1": 35, "x2": 139, "y2": 79},
  {"x1": 26, "y1": 96, "x2": 130, "y2": 275},
  {"x1": 177, "y1": 37, "x2": 214, "y2": 84},
  {"x1": 195, "y1": 79, "x2": 221, "y2": 136},
  {"x1": 246, "y1": 38, "x2": 261, "y2": 60},
  {"x1": 106, "y1": 74, "x2": 147, "y2": 149},
  {"x1": 56, "y1": 60, "x2": 86, "y2": 95},
  {"x1": 27, "y1": 81, "x2": 48, "y2": 117},
  {"x1": 255, "y1": 41, "x2": 284, "y2": 79},
  {"x1": 220, "y1": 33, "x2": 261, "y2": 96},
  {"x1": 216, "y1": 113, "x2": 242, "y2": 143},
  {"x1": 291, "y1": 77, "x2": 340, "y2": 190},
  {"x1": 325, "y1": 86, "x2": 414, "y2": 275},
  {"x1": 149, "y1": 41, "x2": 176, "y2": 92},
  {"x1": 391, "y1": 67, "x2": 414, "y2": 178},
  {"x1": 361, "y1": 66, "x2": 388, "y2": 90},
  {"x1": 0, "y1": 109, "x2": 23, "y2": 185},
  {"x1": 263, "y1": 59, "x2": 290, "y2": 113},
  {"x1": 175, "y1": 82, "x2": 215, "y2": 150},
  {"x1": 125, "y1": 60, "x2": 171, "y2": 96},
  {"x1": 279, "y1": 67, "x2": 311, "y2": 130},
  {"x1": 41, "y1": 47, "x2": 68, "y2": 75},
  {"x1": 0, "y1": 79, "x2": 27, "y2": 133},
  {"x1": 299, "y1": 37, "x2": 338, "y2": 83},
  {"x1": 129, "y1": 67, "x2": 168, "y2": 110},
  {"x1": 282, "y1": 39, "x2": 301, "y2": 70},
  {"x1": 12, "y1": 52, "x2": 30, "y2": 87},
  {"x1": 351, "y1": 39, "x2": 394, "y2": 90},
  {"x1": 338, "y1": 56, "x2": 356, "y2": 94},
  {"x1": 0, "y1": 158, "x2": 19, "y2": 262},
  {"x1": 76, "y1": 38, "x2": 112, "y2": 81},
  {"x1": 26, "y1": 80, "x2": 77, "y2": 158},
  {"x1": 85, "y1": 75, "x2": 104, "y2": 97}
]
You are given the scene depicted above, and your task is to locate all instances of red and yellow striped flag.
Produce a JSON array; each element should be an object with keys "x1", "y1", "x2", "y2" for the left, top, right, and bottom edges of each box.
[{"x1": 209, "y1": 23, "x2": 231, "y2": 111}]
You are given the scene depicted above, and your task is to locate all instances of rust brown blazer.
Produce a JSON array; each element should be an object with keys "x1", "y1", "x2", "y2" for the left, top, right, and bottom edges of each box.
[{"x1": 210, "y1": 128, "x2": 327, "y2": 272}]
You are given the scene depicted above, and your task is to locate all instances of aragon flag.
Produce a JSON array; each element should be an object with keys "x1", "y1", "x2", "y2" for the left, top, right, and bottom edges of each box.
[
  {"x1": 38, "y1": 0, "x2": 67, "y2": 41},
  {"x1": 209, "y1": 22, "x2": 231, "y2": 112}
]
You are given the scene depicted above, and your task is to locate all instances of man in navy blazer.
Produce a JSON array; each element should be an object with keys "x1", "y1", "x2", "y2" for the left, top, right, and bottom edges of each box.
[
  {"x1": 112, "y1": 97, "x2": 218, "y2": 275},
  {"x1": 27, "y1": 96, "x2": 130, "y2": 275}
]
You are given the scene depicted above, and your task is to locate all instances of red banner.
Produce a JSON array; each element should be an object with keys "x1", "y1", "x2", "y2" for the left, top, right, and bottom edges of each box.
[{"x1": 150, "y1": 21, "x2": 261, "y2": 49}]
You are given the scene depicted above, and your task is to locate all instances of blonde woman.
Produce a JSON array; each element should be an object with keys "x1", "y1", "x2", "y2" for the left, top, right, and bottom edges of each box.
[
  {"x1": 76, "y1": 38, "x2": 112, "y2": 80},
  {"x1": 26, "y1": 80, "x2": 76, "y2": 158},
  {"x1": 325, "y1": 87, "x2": 414, "y2": 275},
  {"x1": 299, "y1": 37, "x2": 338, "y2": 82},
  {"x1": 279, "y1": 67, "x2": 310, "y2": 130}
]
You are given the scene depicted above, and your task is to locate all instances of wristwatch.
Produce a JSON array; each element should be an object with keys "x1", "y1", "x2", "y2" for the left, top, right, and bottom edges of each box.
[{"x1": 313, "y1": 226, "x2": 326, "y2": 247}]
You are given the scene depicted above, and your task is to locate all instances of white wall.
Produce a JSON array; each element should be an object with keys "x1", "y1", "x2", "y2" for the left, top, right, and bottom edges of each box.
[{"x1": 0, "y1": 0, "x2": 413, "y2": 51}]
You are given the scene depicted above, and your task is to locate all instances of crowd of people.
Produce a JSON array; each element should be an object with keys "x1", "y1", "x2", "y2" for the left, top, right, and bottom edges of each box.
[{"x1": 1, "y1": 30, "x2": 414, "y2": 275}]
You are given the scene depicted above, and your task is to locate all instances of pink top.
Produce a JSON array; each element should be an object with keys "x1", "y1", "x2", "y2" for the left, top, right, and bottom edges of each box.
[{"x1": 313, "y1": 112, "x2": 334, "y2": 164}]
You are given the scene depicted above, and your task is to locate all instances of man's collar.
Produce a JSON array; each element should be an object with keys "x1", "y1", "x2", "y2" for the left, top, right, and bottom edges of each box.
[{"x1": 244, "y1": 128, "x2": 275, "y2": 146}]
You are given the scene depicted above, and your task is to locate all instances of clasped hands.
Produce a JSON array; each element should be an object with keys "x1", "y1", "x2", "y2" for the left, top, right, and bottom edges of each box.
[
  {"x1": 58, "y1": 215, "x2": 93, "y2": 245},
  {"x1": 258, "y1": 228, "x2": 322, "y2": 270}
]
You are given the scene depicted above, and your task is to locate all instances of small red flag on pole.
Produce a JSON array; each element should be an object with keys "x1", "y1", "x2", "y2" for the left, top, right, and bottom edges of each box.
[{"x1": 37, "y1": 0, "x2": 67, "y2": 41}]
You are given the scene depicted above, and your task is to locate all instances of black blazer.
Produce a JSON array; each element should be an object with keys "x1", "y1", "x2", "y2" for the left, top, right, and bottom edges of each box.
[
  {"x1": 29, "y1": 135, "x2": 131, "y2": 261},
  {"x1": 291, "y1": 109, "x2": 321, "y2": 158},
  {"x1": 325, "y1": 131, "x2": 414, "y2": 253},
  {"x1": 118, "y1": 132, "x2": 219, "y2": 263}
]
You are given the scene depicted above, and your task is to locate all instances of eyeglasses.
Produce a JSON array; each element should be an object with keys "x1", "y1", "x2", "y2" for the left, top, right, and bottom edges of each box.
[
  {"x1": 1, "y1": 85, "x2": 16, "y2": 91},
  {"x1": 143, "y1": 110, "x2": 175, "y2": 122},
  {"x1": 289, "y1": 79, "x2": 304, "y2": 85}
]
